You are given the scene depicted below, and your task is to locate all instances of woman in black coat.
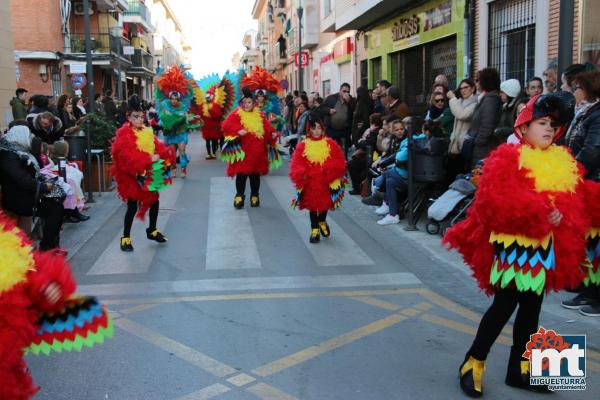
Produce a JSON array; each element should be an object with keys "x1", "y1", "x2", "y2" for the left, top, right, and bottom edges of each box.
[
  {"x1": 466, "y1": 68, "x2": 503, "y2": 167},
  {"x1": 347, "y1": 113, "x2": 382, "y2": 195},
  {"x1": 351, "y1": 86, "x2": 374, "y2": 145}
]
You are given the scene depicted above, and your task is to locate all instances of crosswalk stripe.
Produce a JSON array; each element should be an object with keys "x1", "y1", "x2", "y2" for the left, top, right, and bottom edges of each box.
[
  {"x1": 86, "y1": 177, "x2": 184, "y2": 275},
  {"x1": 205, "y1": 177, "x2": 262, "y2": 270},
  {"x1": 265, "y1": 176, "x2": 375, "y2": 267}
]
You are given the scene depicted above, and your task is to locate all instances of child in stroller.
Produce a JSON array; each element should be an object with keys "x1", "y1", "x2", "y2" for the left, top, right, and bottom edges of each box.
[{"x1": 426, "y1": 161, "x2": 483, "y2": 235}]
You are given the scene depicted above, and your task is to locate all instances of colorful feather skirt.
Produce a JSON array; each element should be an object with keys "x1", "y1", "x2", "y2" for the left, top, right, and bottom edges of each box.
[
  {"x1": 26, "y1": 296, "x2": 113, "y2": 356},
  {"x1": 137, "y1": 160, "x2": 172, "y2": 192}
]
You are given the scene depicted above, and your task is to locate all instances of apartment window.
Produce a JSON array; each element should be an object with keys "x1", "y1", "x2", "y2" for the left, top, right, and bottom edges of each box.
[
  {"x1": 488, "y1": 0, "x2": 536, "y2": 83},
  {"x1": 580, "y1": 0, "x2": 600, "y2": 69}
]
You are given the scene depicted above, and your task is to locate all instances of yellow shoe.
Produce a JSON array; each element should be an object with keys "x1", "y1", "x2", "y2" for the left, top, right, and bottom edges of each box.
[
  {"x1": 146, "y1": 228, "x2": 168, "y2": 243},
  {"x1": 319, "y1": 222, "x2": 330, "y2": 237},
  {"x1": 234, "y1": 195, "x2": 245, "y2": 209},
  {"x1": 309, "y1": 228, "x2": 320, "y2": 244},
  {"x1": 250, "y1": 195, "x2": 260, "y2": 207},
  {"x1": 459, "y1": 356, "x2": 485, "y2": 398},
  {"x1": 120, "y1": 237, "x2": 133, "y2": 252}
]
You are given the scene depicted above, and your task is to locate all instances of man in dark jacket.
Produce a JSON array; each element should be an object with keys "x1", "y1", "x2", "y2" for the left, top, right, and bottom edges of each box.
[
  {"x1": 27, "y1": 111, "x2": 63, "y2": 144},
  {"x1": 323, "y1": 83, "x2": 355, "y2": 156},
  {"x1": 10, "y1": 88, "x2": 28, "y2": 121},
  {"x1": 102, "y1": 90, "x2": 118, "y2": 123},
  {"x1": 383, "y1": 86, "x2": 410, "y2": 122}
]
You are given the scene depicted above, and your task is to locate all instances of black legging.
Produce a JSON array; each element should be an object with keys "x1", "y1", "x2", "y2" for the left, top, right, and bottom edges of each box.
[
  {"x1": 38, "y1": 199, "x2": 64, "y2": 250},
  {"x1": 309, "y1": 211, "x2": 328, "y2": 229},
  {"x1": 468, "y1": 288, "x2": 544, "y2": 361},
  {"x1": 123, "y1": 200, "x2": 159, "y2": 237},
  {"x1": 206, "y1": 139, "x2": 219, "y2": 155},
  {"x1": 235, "y1": 174, "x2": 260, "y2": 196}
]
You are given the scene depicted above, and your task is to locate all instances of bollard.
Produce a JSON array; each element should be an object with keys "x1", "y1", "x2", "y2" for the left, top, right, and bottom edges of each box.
[{"x1": 404, "y1": 116, "x2": 418, "y2": 231}]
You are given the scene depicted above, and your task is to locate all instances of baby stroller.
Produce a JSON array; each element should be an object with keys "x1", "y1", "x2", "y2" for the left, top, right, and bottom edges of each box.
[
  {"x1": 425, "y1": 160, "x2": 484, "y2": 236},
  {"x1": 426, "y1": 177, "x2": 475, "y2": 236}
]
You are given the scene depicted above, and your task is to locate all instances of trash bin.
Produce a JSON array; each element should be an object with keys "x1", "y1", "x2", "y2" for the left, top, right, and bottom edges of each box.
[{"x1": 64, "y1": 135, "x2": 87, "y2": 162}]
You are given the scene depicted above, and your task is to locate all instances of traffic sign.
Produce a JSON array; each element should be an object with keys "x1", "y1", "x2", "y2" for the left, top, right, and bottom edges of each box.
[
  {"x1": 70, "y1": 74, "x2": 87, "y2": 90},
  {"x1": 294, "y1": 51, "x2": 310, "y2": 67}
]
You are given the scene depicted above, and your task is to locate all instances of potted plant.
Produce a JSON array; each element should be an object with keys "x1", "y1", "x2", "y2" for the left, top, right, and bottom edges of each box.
[{"x1": 82, "y1": 113, "x2": 116, "y2": 192}]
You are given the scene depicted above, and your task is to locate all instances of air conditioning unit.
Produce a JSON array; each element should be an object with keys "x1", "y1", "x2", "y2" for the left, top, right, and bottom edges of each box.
[{"x1": 73, "y1": 1, "x2": 94, "y2": 15}]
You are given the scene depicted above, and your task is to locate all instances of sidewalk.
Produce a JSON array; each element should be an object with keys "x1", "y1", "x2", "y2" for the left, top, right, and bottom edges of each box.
[
  {"x1": 342, "y1": 193, "x2": 600, "y2": 351},
  {"x1": 61, "y1": 190, "x2": 122, "y2": 261}
]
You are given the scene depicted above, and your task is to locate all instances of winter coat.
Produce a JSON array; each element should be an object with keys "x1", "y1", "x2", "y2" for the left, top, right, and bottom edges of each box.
[
  {"x1": 26, "y1": 113, "x2": 63, "y2": 144},
  {"x1": 351, "y1": 100, "x2": 373, "y2": 145},
  {"x1": 0, "y1": 140, "x2": 40, "y2": 216},
  {"x1": 448, "y1": 95, "x2": 477, "y2": 155},
  {"x1": 383, "y1": 99, "x2": 410, "y2": 123},
  {"x1": 469, "y1": 91, "x2": 502, "y2": 166},
  {"x1": 494, "y1": 96, "x2": 523, "y2": 140},
  {"x1": 565, "y1": 102, "x2": 600, "y2": 181},
  {"x1": 10, "y1": 97, "x2": 27, "y2": 120}
]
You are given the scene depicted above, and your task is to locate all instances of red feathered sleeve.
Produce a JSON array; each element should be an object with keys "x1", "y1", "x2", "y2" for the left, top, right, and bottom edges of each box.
[
  {"x1": 475, "y1": 144, "x2": 553, "y2": 239},
  {"x1": 584, "y1": 180, "x2": 600, "y2": 227},
  {"x1": 322, "y1": 138, "x2": 347, "y2": 183},
  {"x1": 111, "y1": 124, "x2": 153, "y2": 176},
  {"x1": 26, "y1": 251, "x2": 76, "y2": 313},
  {"x1": 221, "y1": 109, "x2": 242, "y2": 138},
  {"x1": 289, "y1": 141, "x2": 310, "y2": 188}
]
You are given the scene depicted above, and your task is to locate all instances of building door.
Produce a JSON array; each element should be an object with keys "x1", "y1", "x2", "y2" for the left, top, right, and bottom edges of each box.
[
  {"x1": 370, "y1": 57, "x2": 382, "y2": 84},
  {"x1": 360, "y1": 60, "x2": 368, "y2": 89},
  {"x1": 488, "y1": 0, "x2": 536, "y2": 82}
]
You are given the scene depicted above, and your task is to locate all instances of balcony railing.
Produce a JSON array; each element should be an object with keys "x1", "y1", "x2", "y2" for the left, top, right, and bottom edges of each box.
[
  {"x1": 65, "y1": 33, "x2": 132, "y2": 62},
  {"x1": 124, "y1": 0, "x2": 152, "y2": 29},
  {"x1": 132, "y1": 48, "x2": 153, "y2": 71}
]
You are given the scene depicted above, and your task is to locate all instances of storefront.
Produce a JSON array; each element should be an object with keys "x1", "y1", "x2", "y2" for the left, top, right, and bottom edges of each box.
[
  {"x1": 364, "y1": 0, "x2": 464, "y2": 114},
  {"x1": 316, "y1": 34, "x2": 355, "y2": 97}
]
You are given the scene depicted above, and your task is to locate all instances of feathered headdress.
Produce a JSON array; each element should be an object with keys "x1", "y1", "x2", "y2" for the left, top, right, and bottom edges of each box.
[
  {"x1": 241, "y1": 66, "x2": 281, "y2": 95},
  {"x1": 155, "y1": 65, "x2": 192, "y2": 99}
]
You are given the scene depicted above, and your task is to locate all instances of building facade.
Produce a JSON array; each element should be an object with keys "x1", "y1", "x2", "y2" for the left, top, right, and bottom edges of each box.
[{"x1": 0, "y1": 0, "x2": 16, "y2": 127}]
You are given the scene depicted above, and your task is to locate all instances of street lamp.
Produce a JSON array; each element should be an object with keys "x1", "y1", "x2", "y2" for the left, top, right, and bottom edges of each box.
[
  {"x1": 110, "y1": 24, "x2": 124, "y2": 100},
  {"x1": 297, "y1": 1, "x2": 303, "y2": 92},
  {"x1": 83, "y1": 0, "x2": 94, "y2": 202}
]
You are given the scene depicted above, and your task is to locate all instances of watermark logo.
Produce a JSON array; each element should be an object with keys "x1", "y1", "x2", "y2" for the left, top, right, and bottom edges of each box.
[{"x1": 523, "y1": 327, "x2": 586, "y2": 390}]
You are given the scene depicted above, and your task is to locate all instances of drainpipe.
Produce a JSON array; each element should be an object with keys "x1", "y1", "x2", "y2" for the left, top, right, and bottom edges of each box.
[
  {"x1": 463, "y1": 0, "x2": 471, "y2": 79},
  {"x1": 557, "y1": 0, "x2": 574, "y2": 79}
]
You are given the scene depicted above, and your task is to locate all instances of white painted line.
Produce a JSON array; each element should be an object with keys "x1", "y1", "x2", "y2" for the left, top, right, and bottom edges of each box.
[
  {"x1": 205, "y1": 177, "x2": 262, "y2": 270},
  {"x1": 246, "y1": 383, "x2": 299, "y2": 400},
  {"x1": 265, "y1": 176, "x2": 375, "y2": 267},
  {"x1": 114, "y1": 318, "x2": 238, "y2": 378},
  {"x1": 78, "y1": 272, "x2": 422, "y2": 297},
  {"x1": 176, "y1": 384, "x2": 230, "y2": 400},
  {"x1": 86, "y1": 178, "x2": 184, "y2": 275}
]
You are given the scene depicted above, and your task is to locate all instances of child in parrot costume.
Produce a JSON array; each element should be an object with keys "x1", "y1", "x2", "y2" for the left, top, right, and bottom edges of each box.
[
  {"x1": 0, "y1": 212, "x2": 112, "y2": 400},
  {"x1": 192, "y1": 71, "x2": 240, "y2": 159},
  {"x1": 241, "y1": 66, "x2": 285, "y2": 132},
  {"x1": 111, "y1": 95, "x2": 175, "y2": 252},
  {"x1": 289, "y1": 112, "x2": 347, "y2": 243},
  {"x1": 220, "y1": 87, "x2": 281, "y2": 208},
  {"x1": 443, "y1": 92, "x2": 590, "y2": 397},
  {"x1": 155, "y1": 65, "x2": 199, "y2": 178}
]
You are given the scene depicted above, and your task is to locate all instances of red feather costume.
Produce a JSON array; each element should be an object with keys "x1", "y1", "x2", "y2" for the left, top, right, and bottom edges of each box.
[
  {"x1": 221, "y1": 107, "x2": 278, "y2": 177},
  {"x1": 443, "y1": 143, "x2": 588, "y2": 295},
  {"x1": 0, "y1": 212, "x2": 76, "y2": 400},
  {"x1": 110, "y1": 123, "x2": 175, "y2": 219},
  {"x1": 200, "y1": 98, "x2": 223, "y2": 140},
  {"x1": 289, "y1": 136, "x2": 347, "y2": 212}
]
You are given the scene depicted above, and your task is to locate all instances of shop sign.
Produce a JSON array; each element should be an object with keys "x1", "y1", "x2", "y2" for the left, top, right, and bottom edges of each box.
[
  {"x1": 333, "y1": 37, "x2": 353, "y2": 64},
  {"x1": 320, "y1": 53, "x2": 333, "y2": 65},
  {"x1": 70, "y1": 62, "x2": 87, "y2": 74},
  {"x1": 294, "y1": 51, "x2": 310, "y2": 67},
  {"x1": 423, "y1": 0, "x2": 452, "y2": 32},
  {"x1": 313, "y1": 68, "x2": 319, "y2": 92},
  {"x1": 123, "y1": 45, "x2": 135, "y2": 56},
  {"x1": 391, "y1": 15, "x2": 420, "y2": 41}
]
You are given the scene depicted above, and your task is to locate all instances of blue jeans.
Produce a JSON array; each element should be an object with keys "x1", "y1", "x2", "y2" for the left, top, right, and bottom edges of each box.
[{"x1": 384, "y1": 168, "x2": 407, "y2": 215}]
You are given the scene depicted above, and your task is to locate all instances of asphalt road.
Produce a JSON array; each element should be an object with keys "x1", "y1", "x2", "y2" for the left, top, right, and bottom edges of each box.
[{"x1": 28, "y1": 134, "x2": 600, "y2": 400}]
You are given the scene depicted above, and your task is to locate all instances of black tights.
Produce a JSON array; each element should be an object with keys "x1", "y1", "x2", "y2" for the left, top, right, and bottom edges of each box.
[
  {"x1": 309, "y1": 211, "x2": 328, "y2": 229},
  {"x1": 236, "y1": 174, "x2": 260, "y2": 196},
  {"x1": 468, "y1": 288, "x2": 543, "y2": 361},
  {"x1": 39, "y1": 199, "x2": 64, "y2": 251},
  {"x1": 206, "y1": 139, "x2": 219, "y2": 155},
  {"x1": 123, "y1": 200, "x2": 159, "y2": 237}
]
